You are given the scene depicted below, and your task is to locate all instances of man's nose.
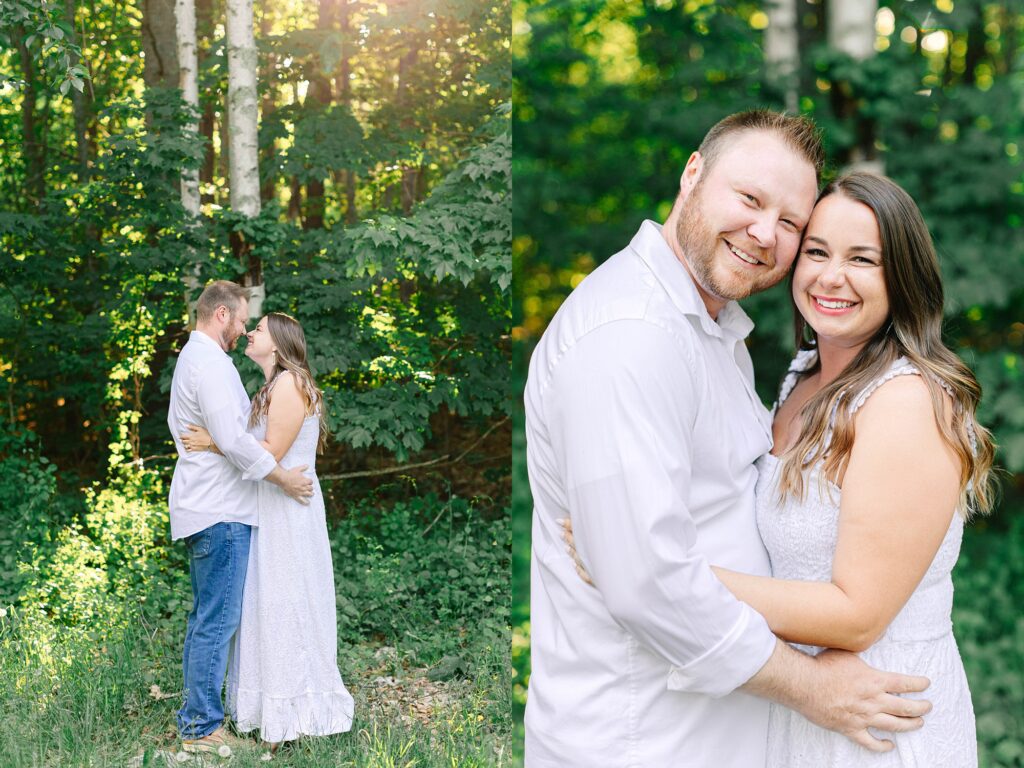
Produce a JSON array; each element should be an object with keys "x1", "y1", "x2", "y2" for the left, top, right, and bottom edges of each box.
[{"x1": 747, "y1": 213, "x2": 777, "y2": 250}]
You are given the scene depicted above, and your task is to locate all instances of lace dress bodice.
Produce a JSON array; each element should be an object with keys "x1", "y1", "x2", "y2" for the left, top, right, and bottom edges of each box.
[
  {"x1": 756, "y1": 349, "x2": 976, "y2": 767},
  {"x1": 251, "y1": 411, "x2": 320, "y2": 473}
]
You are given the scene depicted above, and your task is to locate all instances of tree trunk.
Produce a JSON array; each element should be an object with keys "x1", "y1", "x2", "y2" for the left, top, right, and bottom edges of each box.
[
  {"x1": 226, "y1": 0, "x2": 263, "y2": 314},
  {"x1": 65, "y1": 0, "x2": 92, "y2": 181},
  {"x1": 339, "y1": 0, "x2": 357, "y2": 224},
  {"x1": 765, "y1": 0, "x2": 799, "y2": 113},
  {"x1": 827, "y1": 0, "x2": 877, "y2": 61},
  {"x1": 963, "y1": 11, "x2": 985, "y2": 85},
  {"x1": 15, "y1": 29, "x2": 46, "y2": 206},
  {"x1": 826, "y1": 0, "x2": 883, "y2": 173},
  {"x1": 396, "y1": 44, "x2": 419, "y2": 215},
  {"x1": 142, "y1": 0, "x2": 180, "y2": 89},
  {"x1": 302, "y1": 0, "x2": 336, "y2": 230},
  {"x1": 197, "y1": 0, "x2": 216, "y2": 203},
  {"x1": 176, "y1": 0, "x2": 202, "y2": 323},
  {"x1": 176, "y1": 0, "x2": 200, "y2": 217},
  {"x1": 259, "y1": 11, "x2": 277, "y2": 205}
]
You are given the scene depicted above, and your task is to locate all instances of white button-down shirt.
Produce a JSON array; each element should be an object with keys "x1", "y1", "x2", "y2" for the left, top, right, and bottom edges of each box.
[
  {"x1": 167, "y1": 331, "x2": 277, "y2": 540},
  {"x1": 524, "y1": 221, "x2": 778, "y2": 767}
]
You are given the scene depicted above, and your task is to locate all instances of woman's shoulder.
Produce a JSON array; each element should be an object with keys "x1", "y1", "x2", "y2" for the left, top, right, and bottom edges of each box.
[
  {"x1": 266, "y1": 370, "x2": 304, "y2": 404},
  {"x1": 850, "y1": 356, "x2": 923, "y2": 412},
  {"x1": 851, "y1": 361, "x2": 948, "y2": 441}
]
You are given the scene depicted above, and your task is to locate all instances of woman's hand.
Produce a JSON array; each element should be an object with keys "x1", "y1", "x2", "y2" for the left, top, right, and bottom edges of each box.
[
  {"x1": 558, "y1": 517, "x2": 595, "y2": 587},
  {"x1": 180, "y1": 424, "x2": 220, "y2": 454}
]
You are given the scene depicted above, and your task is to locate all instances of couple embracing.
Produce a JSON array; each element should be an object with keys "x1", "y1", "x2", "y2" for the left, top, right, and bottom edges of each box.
[
  {"x1": 167, "y1": 280, "x2": 354, "y2": 754},
  {"x1": 525, "y1": 110, "x2": 993, "y2": 767}
]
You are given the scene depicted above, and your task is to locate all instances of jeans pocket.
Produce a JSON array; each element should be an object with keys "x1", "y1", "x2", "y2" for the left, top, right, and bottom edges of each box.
[{"x1": 188, "y1": 530, "x2": 213, "y2": 559}]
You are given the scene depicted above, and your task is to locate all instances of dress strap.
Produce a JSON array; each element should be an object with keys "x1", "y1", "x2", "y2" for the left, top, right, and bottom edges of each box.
[
  {"x1": 849, "y1": 357, "x2": 921, "y2": 415},
  {"x1": 774, "y1": 348, "x2": 818, "y2": 415},
  {"x1": 848, "y1": 358, "x2": 978, "y2": 454}
]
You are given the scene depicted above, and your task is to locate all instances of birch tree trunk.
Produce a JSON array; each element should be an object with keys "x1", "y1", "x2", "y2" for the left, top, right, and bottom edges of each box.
[
  {"x1": 827, "y1": 0, "x2": 883, "y2": 173},
  {"x1": 176, "y1": 0, "x2": 200, "y2": 217},
  {"x1": 225, "y1": 0, "x2": 264, "y2": 317},
  {"x1": 197, "y1": 0, "x2": 216, "y2": 203},
  {"x1": 764, "y1": 0, "x2": 799, "y2": 113},
  {"x1": 176, "y1": 0, "x2": 202, "y2": 323},
  {"x1": 827, "y1": 0, "x2": 877, "y2": 61}
]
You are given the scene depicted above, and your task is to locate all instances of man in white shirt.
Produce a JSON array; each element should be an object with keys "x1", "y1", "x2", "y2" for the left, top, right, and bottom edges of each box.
[
  {"x1": 167, "y1": 280, "x2": 314, "y2": 752},
  {"x1": 524, "y1": 111, "x2": 932, "y2": 766}
]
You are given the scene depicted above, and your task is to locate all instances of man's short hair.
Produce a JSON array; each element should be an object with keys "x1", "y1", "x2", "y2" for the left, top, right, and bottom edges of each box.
[
  {"x1": 698, "y1": 109, "x2": 825, "y2": 182},
  {"x1": 196, "y1": 280, "x2": 249, "y2": 323}
]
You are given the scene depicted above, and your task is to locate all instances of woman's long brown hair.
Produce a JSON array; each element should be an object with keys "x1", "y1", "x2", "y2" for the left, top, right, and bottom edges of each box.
[
  {"x1": 778, "y1": 172, "x2": 995, "y2": 517},
  {"x1": 248, "y1": 312, "x2": 328, "y2": 453}
]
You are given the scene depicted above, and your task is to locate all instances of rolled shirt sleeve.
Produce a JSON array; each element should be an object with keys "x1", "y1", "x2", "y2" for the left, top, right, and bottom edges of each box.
[
  {"x1": 548, "y1": 319, "x2": 776, "y2": 697},
  {"x1": 196, "y1": 364, "x2": 277, "y2": 481}
]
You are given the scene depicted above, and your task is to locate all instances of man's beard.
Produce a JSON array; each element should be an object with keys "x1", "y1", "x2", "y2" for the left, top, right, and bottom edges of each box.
[
  {"x1": 675, "y1": 185, "x2": 785, "y2": 303},
  {"x1": 220, "y1": 314, "x2": 240, "y2": 350}
]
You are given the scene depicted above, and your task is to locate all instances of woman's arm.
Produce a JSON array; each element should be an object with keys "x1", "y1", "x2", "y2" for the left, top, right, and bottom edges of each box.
[
  {"x1": 263, "y1": 371, "x2": 306, "y2": 462},
  {"x1": 715, "y1": 375, "x2": 960, "y2": 652}
]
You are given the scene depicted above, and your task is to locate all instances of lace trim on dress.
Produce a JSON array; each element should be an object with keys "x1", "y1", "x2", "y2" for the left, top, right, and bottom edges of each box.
[{"x1": 772, "y1": 348, "x2": 818, "y2": 417}]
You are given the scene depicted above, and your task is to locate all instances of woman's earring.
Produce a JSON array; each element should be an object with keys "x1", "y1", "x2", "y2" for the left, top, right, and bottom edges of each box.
[{"x1": 802, "y1": 323, "x2": 817, "y2": 346}]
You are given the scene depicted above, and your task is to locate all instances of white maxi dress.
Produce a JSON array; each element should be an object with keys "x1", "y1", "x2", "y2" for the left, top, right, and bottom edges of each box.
[
  {"x1": 758, "y1": 351, "x2": 976, "y2": 767},
  {"x1": 227, "y1": 413, "x2": 355, "y2": 742}
]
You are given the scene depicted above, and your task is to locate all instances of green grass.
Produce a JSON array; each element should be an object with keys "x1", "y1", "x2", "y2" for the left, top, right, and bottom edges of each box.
[{"x1": 0, "y1": 489, "x2": 511, "y2": 768}]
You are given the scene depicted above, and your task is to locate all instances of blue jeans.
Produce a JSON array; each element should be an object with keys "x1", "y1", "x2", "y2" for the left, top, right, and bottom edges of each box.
[{"x1": 177, "y1": 522, "x2": 251, "y2": 738}]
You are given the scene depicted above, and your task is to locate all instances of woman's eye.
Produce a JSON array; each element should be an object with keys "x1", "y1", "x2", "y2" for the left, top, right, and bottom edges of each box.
[{"x1": 803, "y1": 248, "x2": 827, "y2": 259}]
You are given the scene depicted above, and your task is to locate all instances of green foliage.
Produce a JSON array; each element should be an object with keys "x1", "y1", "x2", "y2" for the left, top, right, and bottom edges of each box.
[
  {"x1": 0, "y1": 428, "x2": 72, "y2": 607},
  {"x1": 954, "y1": 515, "x2": 1024, "y2": 767},
  {"x1": 0, "y1": 0, "x2": 88, "y2": 92},
  {"x1": 332, "y1": 495, "x2": 510, "y2": 665}
]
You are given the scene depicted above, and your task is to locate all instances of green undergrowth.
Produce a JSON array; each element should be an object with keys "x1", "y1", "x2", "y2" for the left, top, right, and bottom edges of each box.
[{"x1": 0, "y1": 435, "x2": 511, "y2": 767}]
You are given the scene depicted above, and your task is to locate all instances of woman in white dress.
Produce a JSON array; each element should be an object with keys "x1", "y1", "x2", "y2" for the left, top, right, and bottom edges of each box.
[
  {"x1": 565, "y1": 172, "x2": 995, "y2": 766},
  {"x1": 710, "y1": 172, "x2": 995, "y2": 766},
  {"x1": 182, "y1": 312, "x2": 354, "y2": 750}
]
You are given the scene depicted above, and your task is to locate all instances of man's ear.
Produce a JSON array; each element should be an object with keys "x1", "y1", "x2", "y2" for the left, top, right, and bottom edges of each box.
[
  {"x1": 215, "y1": 304, "x2": 229, "y2": 323},
  {"x1": 679, "y1": 151, "x2": 703, "y2": 199}
]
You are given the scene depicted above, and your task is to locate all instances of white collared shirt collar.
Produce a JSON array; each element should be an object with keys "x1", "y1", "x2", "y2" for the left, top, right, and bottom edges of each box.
[
  {"x1": 190, "y1": 329, "x2": 228, "y2": 356},
  {"x1": 629, "y1": 219, "x2": 756, "y2": 342}
]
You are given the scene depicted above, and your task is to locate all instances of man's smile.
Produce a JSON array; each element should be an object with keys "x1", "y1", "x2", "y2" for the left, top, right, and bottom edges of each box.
[{"x1": 724, "y1": 238, "x2": 769, "y2": 268}]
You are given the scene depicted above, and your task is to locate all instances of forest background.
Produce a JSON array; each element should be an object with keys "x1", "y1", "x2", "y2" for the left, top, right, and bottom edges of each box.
[
  {"x1": 513, "y1": 1, "x2": 1024, "y2": 766},
  {"x1": 0, "y1": 0, "x2": 511, "y2": 765}
]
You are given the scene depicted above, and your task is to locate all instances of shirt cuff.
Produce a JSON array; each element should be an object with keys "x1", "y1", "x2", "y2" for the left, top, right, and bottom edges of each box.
[
  {"x1": 241, "y1": 450, "x2": 277, "y2": 482},
  {"x1": 666, "y1": 605, "x2": 776, "y2": 697}
]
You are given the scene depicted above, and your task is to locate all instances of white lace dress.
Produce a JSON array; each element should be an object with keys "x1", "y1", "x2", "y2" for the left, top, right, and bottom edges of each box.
[
  {"x1": 226, "y1": 413, "x2": 355, "y2": 742},
  {"x1": 757, "y1": 350, "x2": 976, "y2": 767}
]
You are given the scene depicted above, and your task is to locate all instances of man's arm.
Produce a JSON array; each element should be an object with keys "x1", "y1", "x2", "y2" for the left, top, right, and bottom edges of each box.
[
  {"x1": 195, "y1": 365, "x2": 312, "y2": 502},
  {"x1": 549, "y1": 320, "x2": 776, "y2": 696},
  {"x1": 713, "y1": 375, "x2": 959, "y2": 652},
  {"x1": 744, "y1": 641, "x2": 931, "y2": 752}
]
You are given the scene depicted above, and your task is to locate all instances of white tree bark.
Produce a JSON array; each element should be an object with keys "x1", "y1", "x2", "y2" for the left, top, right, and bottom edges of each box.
[
  {"x1": 175, "y1": 0, "x2": 200, "y2": 217},
  {"x1": 828, "y1": 0, "x2": 878, "y2": 61},
  {"x1": 226, "y1": 0, "x2": 260, "y2": 218},
  {"x1": 226, "y1": 0, "x2": 263, "y2": 318},
  {"x1": 175, "y1": 0, "x2": 201, "y2": 325},
  {"x1": 764, "y1": 0, "x2": 799, "y2": 113},
  {"x1": 828, "y1": 0, "x2": 885, "y2": 174}
]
